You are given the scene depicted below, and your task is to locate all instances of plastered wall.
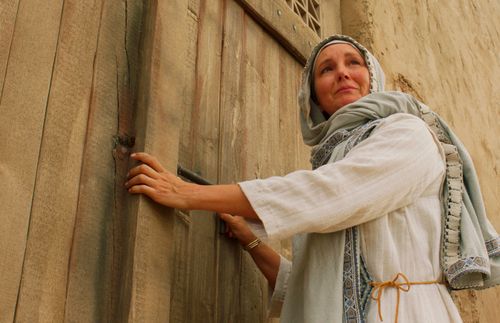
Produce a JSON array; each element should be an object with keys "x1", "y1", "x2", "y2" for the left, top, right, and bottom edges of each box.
[{"x1": 341, "y1": 1, "x2": 500, "y2": 322}]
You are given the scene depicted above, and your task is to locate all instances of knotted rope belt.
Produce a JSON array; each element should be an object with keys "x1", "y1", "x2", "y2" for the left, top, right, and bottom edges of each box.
[{"x1": 369, "y1": 273, "x2": 445, "y2": 323}]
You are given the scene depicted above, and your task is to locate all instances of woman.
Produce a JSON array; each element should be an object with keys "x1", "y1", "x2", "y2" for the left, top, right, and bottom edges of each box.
[{"x1": 126, "y1": 35, "x2": 499, "y2": 322}]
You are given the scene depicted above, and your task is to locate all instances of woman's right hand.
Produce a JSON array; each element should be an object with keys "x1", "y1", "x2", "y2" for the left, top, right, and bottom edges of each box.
[
  {"x1": 126, "y1": 152, "x2": 195, "y2": 209},
  {"x1": 219, "y1": 213, "x2": 257, "y2": 246}
]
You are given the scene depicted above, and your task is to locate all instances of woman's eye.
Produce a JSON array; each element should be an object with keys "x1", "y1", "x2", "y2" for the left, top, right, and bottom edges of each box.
[
  {"x1": 350, "y1": 60, "x2": 361, "y2": 65},
  {"x1": 321, "y1": 66, "x2": 332, "y2": 74}
]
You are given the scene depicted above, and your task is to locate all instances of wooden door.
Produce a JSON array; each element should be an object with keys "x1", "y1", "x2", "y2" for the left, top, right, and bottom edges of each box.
[{"x1": 170, "y1": 0, "x2": 340, "y2": 322}]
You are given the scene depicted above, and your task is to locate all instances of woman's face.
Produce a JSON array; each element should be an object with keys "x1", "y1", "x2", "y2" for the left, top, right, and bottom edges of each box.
[{"x1": 313, "y1": 44, "x2": 370, "y2": 115}]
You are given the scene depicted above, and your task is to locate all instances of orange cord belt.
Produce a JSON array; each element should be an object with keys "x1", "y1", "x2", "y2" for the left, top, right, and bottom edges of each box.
[{"x1": 369, "y1": 273, "x2": 445, "y2": 323}]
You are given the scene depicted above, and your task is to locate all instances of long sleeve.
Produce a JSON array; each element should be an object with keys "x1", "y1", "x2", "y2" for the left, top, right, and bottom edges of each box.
[
  {"x1": 268, "y1": 256, "x2": 292, "y2": 317},
  {"x1": 238, "y1": 113, "x2": 446, "y2": 240}
]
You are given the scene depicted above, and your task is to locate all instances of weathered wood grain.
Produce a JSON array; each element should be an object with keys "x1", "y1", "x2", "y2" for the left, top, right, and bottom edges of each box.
[
  {"x1": 13, "y1": 2, "x2": 106, "y2": 322},
  {"x1": 186, "y1": 0, "x2": 224, "y2": 318},
  {"x1": 0, "y1": 1, "x2": 63, "y2": 321},
  {"x1": 168, "y1": 8, "x2": 199, "y2": 323},
  {"x1": 62, "y1": 1, "x2": 144, "y2": 322},
  {"x1": 188, "y1": 0, "x2": 201, "y2": 15},
  {"x1": 125, "y1": 0, "x2": 190, "y2": 321},
  {"x1": 170, "y1": 0, "x2": 224, "y2": 322},
  {"x1": 217, "y1": 1, "x2": 247, "y2": 321}
]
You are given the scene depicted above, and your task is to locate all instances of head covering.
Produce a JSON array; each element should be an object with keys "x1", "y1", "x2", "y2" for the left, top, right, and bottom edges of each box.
[
  {"x1": 299, "y1": 35, "x2": 385, "y2": 147},
  {"x1": 312, "y1": 40, "x2": 360, "y2": 67},
  {"x1": 298, "y1": 34, "x2": 500, "y2": 295}
]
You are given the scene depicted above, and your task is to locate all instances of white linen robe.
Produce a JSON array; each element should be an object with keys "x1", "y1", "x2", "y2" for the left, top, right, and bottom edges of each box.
[{"x1": 239, "y1": 113, "x2": 463, "y2": 322}]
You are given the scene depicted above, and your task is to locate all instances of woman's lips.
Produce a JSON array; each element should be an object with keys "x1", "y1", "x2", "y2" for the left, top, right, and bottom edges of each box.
[{"x1": 335, "y1": 86, "x2": 357, "y2": 94}]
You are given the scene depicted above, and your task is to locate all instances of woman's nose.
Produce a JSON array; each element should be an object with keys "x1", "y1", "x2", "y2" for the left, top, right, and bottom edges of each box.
[{"x1": 336, "y1": 65, "x2": 350, "y2": 80}]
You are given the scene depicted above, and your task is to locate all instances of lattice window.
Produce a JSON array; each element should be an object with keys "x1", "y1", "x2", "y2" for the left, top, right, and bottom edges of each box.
[{"x1": 285, "y1": 0, "x2": 321, "y2": 36}]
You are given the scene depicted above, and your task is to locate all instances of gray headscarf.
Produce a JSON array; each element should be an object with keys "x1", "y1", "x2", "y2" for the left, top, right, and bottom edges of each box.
[
  {"x1": 300, "y1": 35, "x2": 385, "y2": 147},
  {"x1": 298, "y1": 34, "x2": 500, "y2": 295}
]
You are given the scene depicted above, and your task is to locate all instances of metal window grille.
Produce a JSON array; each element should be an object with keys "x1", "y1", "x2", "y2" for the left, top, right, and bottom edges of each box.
[{"x1": 285, "y1": 0, "x2": 321, "y2": 36}]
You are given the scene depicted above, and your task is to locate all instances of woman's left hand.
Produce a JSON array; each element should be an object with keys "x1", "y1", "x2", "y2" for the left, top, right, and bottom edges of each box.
[
  {"x1": 125, "y1": 152, "x2": 193, "y2": 209},
  {"x1": 219, "y1": 213, "x2": 257, "y2": 246}
]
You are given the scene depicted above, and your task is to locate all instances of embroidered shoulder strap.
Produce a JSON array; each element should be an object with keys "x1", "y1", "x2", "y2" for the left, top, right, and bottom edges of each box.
[{"x1": 343, "y1": 227, "x2": 373, "y2": 323}]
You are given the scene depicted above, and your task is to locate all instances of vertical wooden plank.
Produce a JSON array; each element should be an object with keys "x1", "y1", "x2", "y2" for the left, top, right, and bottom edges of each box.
[
  {"x1": 277, "y1": 40, "x2": 311, "y2": 175},
  {"x1": 0, "y1": 1, "x2": 63, "y2": 321},
  {"x1": 62, "y1": 1, "x2": 144, "y2": 322},
  {"x1": 168, "y1": 3, "x2": 199, "y2": 321},
  {"x1": 170, "y1": 0, "x2": 225, "y2": 321},
  {"x1": 218, "y1": 1, "x2": 246, "y2": 321},
  {"x1": 125, "y1": 0, "x2": 190, "y2": 321},
  {"x1": 12, "y1": 1, "x2": 107, "y2": 322}
]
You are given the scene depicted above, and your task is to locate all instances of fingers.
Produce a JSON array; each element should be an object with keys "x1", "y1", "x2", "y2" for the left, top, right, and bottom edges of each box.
[
  {"x1": 218, "y1": 214, "x2": 258, "y2": 246},
  {"x1": 128, "y1": 184, "x2": 157, "y2": 198},
  {"x1": 125, "y1": 173, "x2": 156, "y2": 189},
  {"x1": 131, "y1": 152, "x2": 166, "y2": 173},
  {"x1": 128, "y1": 163, "x2": 160, "y2": 180},
  {"x1": 218, "y1": 213, "x2": 235, "y2": 237},
  {"x1": 218, "y1": 213, "x2": 234, "y2": 222}
]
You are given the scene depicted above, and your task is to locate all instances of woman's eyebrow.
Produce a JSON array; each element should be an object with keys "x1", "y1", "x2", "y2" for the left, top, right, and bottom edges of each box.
[
  {"x1": 317, "y1": 58, "x2": 332, "y2": 67},
  {"x1": 344, "y1": 52, "x2": 363, "y2": 60}
]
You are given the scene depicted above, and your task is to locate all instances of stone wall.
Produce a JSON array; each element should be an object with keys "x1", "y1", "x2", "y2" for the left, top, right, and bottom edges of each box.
[{"x1": 341, "y1": 1, "x2": 500, "y2": 322}]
